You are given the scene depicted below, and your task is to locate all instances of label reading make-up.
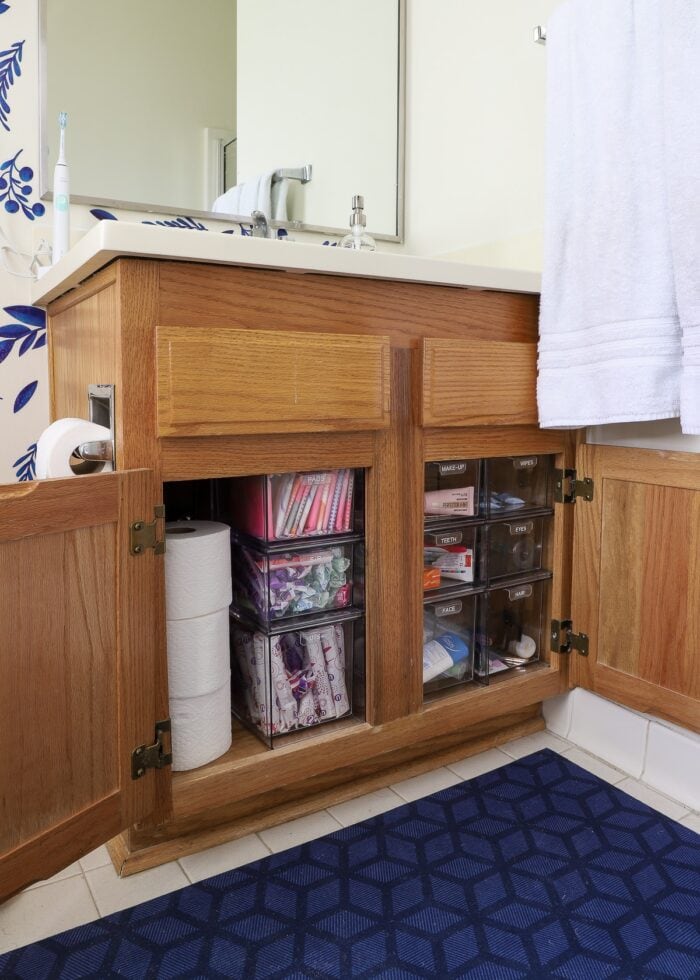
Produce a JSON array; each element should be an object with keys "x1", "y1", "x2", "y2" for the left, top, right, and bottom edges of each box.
[{"x1": 438, "y1": 461, "x2": 468, "y2": 476}]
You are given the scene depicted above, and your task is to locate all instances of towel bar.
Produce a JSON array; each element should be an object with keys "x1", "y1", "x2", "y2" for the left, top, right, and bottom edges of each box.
[{"x1": 272, "y1": 165, "x2": 312, "y2": 184}]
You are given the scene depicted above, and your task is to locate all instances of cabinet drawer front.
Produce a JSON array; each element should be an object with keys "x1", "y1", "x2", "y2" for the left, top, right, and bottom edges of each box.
[
  {"x1": 157, "y1": 326, "x2": 391, "y2": 436},
  {"x1": 422, "y1": 339, "x2": 537, "y2": 427}
]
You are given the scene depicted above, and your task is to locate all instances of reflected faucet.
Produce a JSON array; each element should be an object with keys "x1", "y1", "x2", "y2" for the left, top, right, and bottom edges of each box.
[{"x1": 251, "y1": 210, "x2": 269, "y2": 238}]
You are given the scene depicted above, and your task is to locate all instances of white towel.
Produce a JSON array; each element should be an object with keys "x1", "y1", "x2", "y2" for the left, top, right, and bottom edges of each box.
[
  {"x1": 212, "y1": 170, "x2": 274, "y2": 218},
  {"x1": 538, "y1": 0, "x2": 700, "y2": 434}
]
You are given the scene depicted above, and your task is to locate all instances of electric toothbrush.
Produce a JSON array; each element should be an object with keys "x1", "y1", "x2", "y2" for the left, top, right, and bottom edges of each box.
[{"x1": 52, "y1": 111, "x2": 70, "y2": 264}]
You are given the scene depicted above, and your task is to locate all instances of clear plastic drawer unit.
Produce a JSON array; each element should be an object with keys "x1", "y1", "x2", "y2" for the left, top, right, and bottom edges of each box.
[
  {"x1": 486, "y1": 455, "x2": 554, "y2": 516},
  {"x1": 476, "y1": 576, "x2": 550, "y2": 681},
  {"x1": 230, "y1": 611, "x2": 363, "y2": 747},
  {"x1": 423, "y1": 591, "x2": 478, "y2": 696},
  {"x1": 231, "y1": 535, "x2": 360, "y2": 626},
  {"x1": 225, "y1": 469, "x2": 363, "y2": 543}
]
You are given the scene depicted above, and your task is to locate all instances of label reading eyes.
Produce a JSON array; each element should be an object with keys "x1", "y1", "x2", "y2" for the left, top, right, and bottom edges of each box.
[{"x1": 509, "y1": 522, "x2": 533, "y2": 536}]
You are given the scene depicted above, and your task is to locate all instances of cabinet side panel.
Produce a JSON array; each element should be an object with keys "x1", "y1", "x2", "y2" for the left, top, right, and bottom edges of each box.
[{"x1": 48, "y1": 267, "x2": 119, "y2": 423}]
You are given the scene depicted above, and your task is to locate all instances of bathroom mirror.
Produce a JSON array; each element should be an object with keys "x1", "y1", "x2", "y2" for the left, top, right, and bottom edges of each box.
[{"x1": 39, "y1": 0, "x2": 405, "y2": 240}]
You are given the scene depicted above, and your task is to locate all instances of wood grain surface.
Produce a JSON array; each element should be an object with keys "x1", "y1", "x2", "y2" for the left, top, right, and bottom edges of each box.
[
  {"x1": 156, "y1": 325, "x2": 390, "y2": 437},
  {"x1": 573, "y1": 444, "x2": 700, "y2": 731},
  {"x1": 0, "y1": 470, "x2": 167, "y2": 899},
  {"x1": 422, "y1": 339, "x2": 537, "y2": 427}
]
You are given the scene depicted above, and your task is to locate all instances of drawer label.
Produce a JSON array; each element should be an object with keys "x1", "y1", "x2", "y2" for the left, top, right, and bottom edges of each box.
[
  {"x1": 432, "y1": 531, "x2": 463, "y2": 546},
  {"x1": 508, "y1": 522, "x2": 533, "y2": 536},
  {"x1": 434, "y1": 600, "x2": 462, "y2": 617},
  {"x1": 512, "y1": 456, "x2": 538, "y2": 470},
  {"x1": 438, "y1": 461, "x2": 467, "y2": 476},
  {"x1": 507, "y1": 584, "x2": 533, "y2": 601}
]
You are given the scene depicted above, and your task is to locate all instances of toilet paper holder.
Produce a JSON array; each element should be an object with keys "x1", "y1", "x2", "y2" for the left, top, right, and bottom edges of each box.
[{"x1": 76, "y1": 384, "x2": 116, "y2": 466}]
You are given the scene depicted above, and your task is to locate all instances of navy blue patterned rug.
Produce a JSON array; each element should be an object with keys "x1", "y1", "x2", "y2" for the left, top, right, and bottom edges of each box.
[{"x1": 2, "y1": 749, "x2": 699, "y2": 979}]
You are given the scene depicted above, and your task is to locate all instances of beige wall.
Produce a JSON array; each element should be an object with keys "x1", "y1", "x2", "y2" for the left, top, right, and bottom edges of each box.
[
  {"x1": 236, "y1": 0, "x2": 399, "y2": 235},
  {"x1": 46, "y1": 0, "x2": 236, "y2": 213},
  {"x1": 402, "y1": 0, "x2": 560, "y2": 269}
]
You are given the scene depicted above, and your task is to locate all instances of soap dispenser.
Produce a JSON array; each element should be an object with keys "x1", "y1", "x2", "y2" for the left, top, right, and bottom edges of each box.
[{"x1": 339, "y1": 195, "x2": 376, "y2": 251}]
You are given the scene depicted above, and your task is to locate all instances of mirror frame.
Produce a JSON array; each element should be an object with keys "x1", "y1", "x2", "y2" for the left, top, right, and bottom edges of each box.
[{"x1": 38, "y1": 0, "x2": 406, "y2": 242}]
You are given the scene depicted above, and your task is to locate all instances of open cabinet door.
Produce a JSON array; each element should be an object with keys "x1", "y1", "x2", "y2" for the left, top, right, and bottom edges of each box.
[
  {"x1": 572, "y1": 444, "x2": 700, "y2": 732},
  {"x1": 0, "y1": 470, "x2": 169, "y2": 901}
]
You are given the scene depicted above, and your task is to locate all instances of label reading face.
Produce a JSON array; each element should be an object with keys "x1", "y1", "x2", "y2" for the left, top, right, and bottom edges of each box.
[
  {"x1": 507, "y1": 584, "x2": 533, "y2": 601},
  {"x1": 512, "y1": 457, "x2": 538, "y2": 470},
  {"x1": 435, "y1": 600, "x2": 462, "y2": 617},
  {"x1": 438, "y1": 461, "x2": 467, "y2": 476}
]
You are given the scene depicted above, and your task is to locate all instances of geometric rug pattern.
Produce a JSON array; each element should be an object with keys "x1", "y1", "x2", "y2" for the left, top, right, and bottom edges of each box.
[{"x1": 1, "y1": 749, "x2": 699, "y2": 979}]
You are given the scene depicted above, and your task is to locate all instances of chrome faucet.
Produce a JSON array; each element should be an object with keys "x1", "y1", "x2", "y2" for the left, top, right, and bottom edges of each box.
[{"x1": 251, "y1": 210, "x2": 269, "y2": 238}]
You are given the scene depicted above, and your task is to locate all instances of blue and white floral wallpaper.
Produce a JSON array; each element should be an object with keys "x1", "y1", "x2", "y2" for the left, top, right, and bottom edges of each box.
[
  {"x1": 0, "y1": 1, "x2": 46, "y2": 483},
  {"x1": 0, "y1": 3, "x2": 336, "y2": 483}
]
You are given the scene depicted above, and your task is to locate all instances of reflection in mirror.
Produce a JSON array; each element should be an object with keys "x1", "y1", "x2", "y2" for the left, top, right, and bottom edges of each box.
[{"x1": 41, "y1": 0, "x2": 404, "y2": 239}]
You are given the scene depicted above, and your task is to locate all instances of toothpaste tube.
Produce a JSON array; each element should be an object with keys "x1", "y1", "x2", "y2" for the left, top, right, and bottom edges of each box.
[
  {"x1": 424, "y1": 486, "x2": 474, "y2": 517},
  {"x1": 424, "y1": 545, "x2": 474, "y2": 584}
]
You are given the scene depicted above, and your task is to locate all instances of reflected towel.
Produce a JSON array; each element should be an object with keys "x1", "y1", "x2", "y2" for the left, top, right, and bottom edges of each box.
[{"x1": 212, "y1": 170, "x2": 290, "y2": 222}]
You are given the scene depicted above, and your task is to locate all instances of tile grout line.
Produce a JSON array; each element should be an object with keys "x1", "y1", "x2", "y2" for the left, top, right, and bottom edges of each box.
[{"x1": 82, "y1": 870, "x2": 106, "y2": 921}]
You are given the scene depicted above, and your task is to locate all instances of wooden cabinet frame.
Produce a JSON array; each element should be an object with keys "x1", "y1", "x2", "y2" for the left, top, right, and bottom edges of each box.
[{"x1": 3, "y1": 256, "x2": 696, "y2": 889}]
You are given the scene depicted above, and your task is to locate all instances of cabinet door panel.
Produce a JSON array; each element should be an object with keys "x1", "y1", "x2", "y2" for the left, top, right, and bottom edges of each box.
[
  {"x1": 157, "y1": 325, "x2": 391, "y2": 436},
  {"x1": 0, "y1": 470, "x2": 168, "y2": 900},
  {"x1": 573, "y1": 445, "x2": 700, "y2": 731},
  {"x1": 422, "y1": 339, "x2": 537, "y2": 427}
]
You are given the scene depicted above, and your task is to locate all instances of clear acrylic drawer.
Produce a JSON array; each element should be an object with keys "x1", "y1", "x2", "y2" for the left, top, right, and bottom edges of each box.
[
  {"x1": 224, "y1": 468, "x2": 362, "y2": 543},
  {"x1": 423, "y1": 591, "x2": 478, "y2": 696},
  {"x1": 424, "y1": 459, "x2": 481, "y2": 524},
  {"x1": 486, "y1": 455, "x2": 554, "y2": 516},
  {"x1": 230, "y1": 611, "x2": 363, "y2": 747},
  {"x1": 487, "y1": 516, "x2": 547, "y2": 582},
  {"x1": 476, "y1": 577, "x2": 549, "y2": 682},
  {"x1": 231, "y1": 536, "x2": 360, "y2": 626},
  {"x1": 423, "y1": 523, "x2": 486, "y2": 595}
]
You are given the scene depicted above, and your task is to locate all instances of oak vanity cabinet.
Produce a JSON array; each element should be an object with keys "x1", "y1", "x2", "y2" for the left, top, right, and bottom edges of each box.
[{"x1": 1, "y1": 256, "x2": 698, "y2": 899}]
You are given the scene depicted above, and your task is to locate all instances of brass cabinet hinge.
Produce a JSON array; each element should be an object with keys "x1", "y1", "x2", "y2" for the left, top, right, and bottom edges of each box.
[
  {"x1": 131, "y1": 719, "x2": 172, "y2": 779},
  {"x1": 551, "y1": 619, "x2": 589, "y2": 656},
  {"x1": 554, "y1": 469, "x2": 594, "y2": 504},
  {"x1": 130, "y1": 504, "x2": 166, "y2": 556}
]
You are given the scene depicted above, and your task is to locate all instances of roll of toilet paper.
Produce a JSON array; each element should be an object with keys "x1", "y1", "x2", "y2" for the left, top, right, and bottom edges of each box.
[
  {"x1": 36, "y1": 418, "x2": 113, "y2": 479},
  {"x1": 165, "y1": 521, "x2": 232, "y2": 620},
  {"x1": 170, "y1": 679, "x2": 232, "y2": 771},
  {"x1": 166, "y1": 606, "x2": 230, "y2": 699}
]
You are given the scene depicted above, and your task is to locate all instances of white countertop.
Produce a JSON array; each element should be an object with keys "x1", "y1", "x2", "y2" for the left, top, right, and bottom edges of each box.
[{"x1": 31, "y1": 221, "x2": 541, "y2": 306}]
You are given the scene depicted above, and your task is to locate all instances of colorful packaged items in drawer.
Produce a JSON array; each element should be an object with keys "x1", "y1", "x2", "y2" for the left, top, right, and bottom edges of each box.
[
  {"x1": 424, "y1": 543, "x2": 474, "y2": 586},
  {"x1": 272, "y1": 469, "x2": 355, "y2": 539},
  {"x1": 232, "y1": 622, "x2": 351, "y2": 737},
  {"x1": 232, "y1": 543, "x2": 353, "y2": 622}
]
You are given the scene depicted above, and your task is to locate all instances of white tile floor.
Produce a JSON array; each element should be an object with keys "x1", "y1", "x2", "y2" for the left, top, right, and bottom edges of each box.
[{"x1": 1, "y1": 731, "x2": 698, "y2": 957}]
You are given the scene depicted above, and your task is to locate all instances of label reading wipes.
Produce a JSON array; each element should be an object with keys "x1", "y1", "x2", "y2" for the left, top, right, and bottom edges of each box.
[{"x1": 512, "y1": 457, "x2": 538, "y2": 470}]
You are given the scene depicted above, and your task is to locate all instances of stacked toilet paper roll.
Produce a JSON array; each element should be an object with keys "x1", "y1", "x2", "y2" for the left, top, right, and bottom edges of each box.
[{"x1": 166, "y1": 521, "x2": 233, "y2": 771}]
